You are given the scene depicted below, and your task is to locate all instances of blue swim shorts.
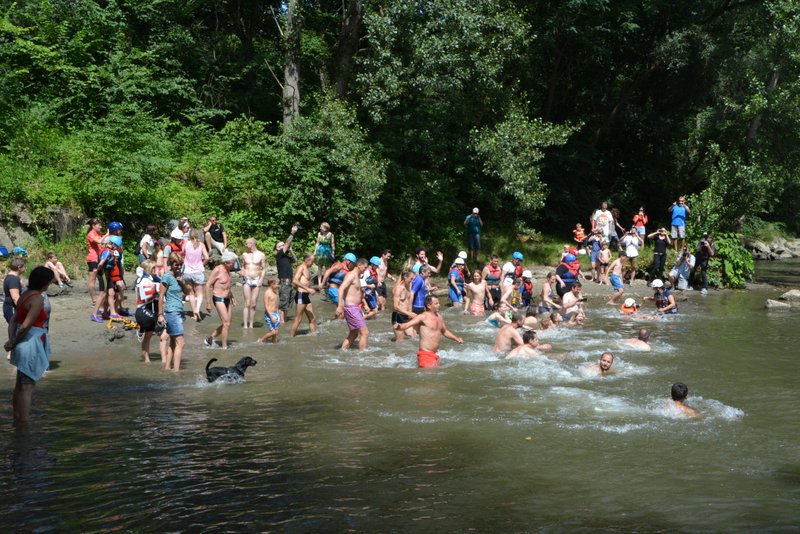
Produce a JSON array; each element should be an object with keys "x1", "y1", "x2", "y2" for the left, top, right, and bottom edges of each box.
[
  {"x1": 264, "y1": 311, "x2": 281, "y2": 331},
  {"x1": 610, "y1": 274, "x2": 623, "y2": 291}
]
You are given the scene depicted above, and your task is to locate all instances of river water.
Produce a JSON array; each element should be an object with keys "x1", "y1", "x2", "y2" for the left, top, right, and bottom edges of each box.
[{"x1": 2, "y1": 261, "x2": 799, "y2": 531}]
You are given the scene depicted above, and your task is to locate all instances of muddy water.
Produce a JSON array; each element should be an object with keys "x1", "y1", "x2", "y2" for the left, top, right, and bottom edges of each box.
[{"x1": 1, "y1": 263, "x2": 799, "y2": 531}]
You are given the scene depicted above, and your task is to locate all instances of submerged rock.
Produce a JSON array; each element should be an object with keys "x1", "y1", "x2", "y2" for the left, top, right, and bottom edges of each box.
[
  {"x1": 765, "y1": 299, "x2": 792, "y2": 309},
  {"x1": 779, "y1": 289, "x2": 800, "y2": 302}
]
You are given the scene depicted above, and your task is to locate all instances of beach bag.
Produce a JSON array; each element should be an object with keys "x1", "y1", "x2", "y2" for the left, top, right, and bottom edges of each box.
[{"x1": 135, "y1": 302, "x2": 157, "y2": 332}]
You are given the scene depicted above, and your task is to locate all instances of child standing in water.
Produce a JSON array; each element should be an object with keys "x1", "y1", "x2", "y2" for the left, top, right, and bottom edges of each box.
[
  {"x1": 258, "y1": 279, "x2": 281, "y2": 344},
  {"x1": 314, "y1": 222, "x2": 335, "y2": 286}
]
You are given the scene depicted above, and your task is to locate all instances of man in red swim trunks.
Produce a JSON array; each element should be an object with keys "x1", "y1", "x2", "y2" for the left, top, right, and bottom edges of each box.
[
  {"x1": 394, "y1": 295, "x2": 463, "y2": 368},
  {"x1": 336, "y1": 257, "x2": 369, "y2": 350}
]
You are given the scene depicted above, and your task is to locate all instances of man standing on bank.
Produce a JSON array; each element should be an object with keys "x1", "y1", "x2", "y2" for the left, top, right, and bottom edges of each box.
[{"x1": 464, "y1": 207, "x2": 483, "y2": 263}]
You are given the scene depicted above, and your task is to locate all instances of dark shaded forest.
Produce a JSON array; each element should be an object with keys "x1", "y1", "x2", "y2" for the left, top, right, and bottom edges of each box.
[{"x1": 1, "y1": 0, "x2": 798, "y2": 254}]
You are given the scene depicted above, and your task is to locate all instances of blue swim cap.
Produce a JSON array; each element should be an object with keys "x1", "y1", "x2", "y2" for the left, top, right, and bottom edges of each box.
[
  {"x1": 412, "y1": 263, "x2": 421, "y2": 274},
  {"x1": 344, "y1": 252, "x2": 357, "y2": 263},
  {"x1": 565, "y1": 253, "x2": 577, "y2": 262},
  {"x1": 109, "y1": 236, "x2": 123, "y2": 247},
  {"x1": 369, "y1": 256, "x2": 381, "y2": 266},
  {"x1": 512, "y1": 251, "x2": 524, "y2": 260}
]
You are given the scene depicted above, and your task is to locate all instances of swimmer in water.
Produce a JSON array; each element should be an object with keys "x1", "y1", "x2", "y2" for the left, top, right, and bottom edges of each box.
[
  {"x1": 492, "y1": 313, "x2": 524, "y2": 353},
  {"x1": 585, "y1": 351, "x2": 614, "y2": 376},
  {"x1": 624, "y1": 328, "x2": 651, "y2": 351},
  {"x1": 485, "y1": 301, "x2": 512, "y2": 328},
  {"x1": 505, "y1": 331, "x2": 544, "y2": 359},
  {"x1": 670, "y1": 382, "x2": 700, "y2": 418}
]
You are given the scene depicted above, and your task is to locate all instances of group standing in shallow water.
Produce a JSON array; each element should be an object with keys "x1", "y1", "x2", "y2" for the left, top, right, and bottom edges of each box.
[{"x1": 3, "y1": 199, "x2": 712, "y2": 424}]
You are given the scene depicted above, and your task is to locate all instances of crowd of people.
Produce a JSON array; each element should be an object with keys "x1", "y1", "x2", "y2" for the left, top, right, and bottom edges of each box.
[{"x1": 3, "y1": 200, "x2": 710, "y2": 424}]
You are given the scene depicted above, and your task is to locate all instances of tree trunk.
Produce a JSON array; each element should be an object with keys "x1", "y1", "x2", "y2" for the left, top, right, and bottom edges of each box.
[
  {"x1": 334, "y1": 0, "x2": 363, "y2": 98},
  {"x1": 283, "y1": 0, "x2": 301, "y2": 127}
]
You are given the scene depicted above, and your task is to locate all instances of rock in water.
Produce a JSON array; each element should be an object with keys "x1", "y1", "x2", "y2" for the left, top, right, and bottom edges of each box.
[
  {"x1": 765, "y1": 299, "x2": 792, "y2": 309},
  {"x1": 779, "y1": 289, "x2": 800, "y2": 302}
]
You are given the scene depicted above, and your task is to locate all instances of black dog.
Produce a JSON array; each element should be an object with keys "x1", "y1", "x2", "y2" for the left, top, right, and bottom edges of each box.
[{"x1": 205, "y1": 356, "x2": 257, "y2": 383}]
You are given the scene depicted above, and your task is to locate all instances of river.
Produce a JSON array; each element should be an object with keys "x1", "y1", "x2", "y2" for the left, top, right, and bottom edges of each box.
[{"x1": 1, "y1": 260, "x2": 799, "y2": 531}]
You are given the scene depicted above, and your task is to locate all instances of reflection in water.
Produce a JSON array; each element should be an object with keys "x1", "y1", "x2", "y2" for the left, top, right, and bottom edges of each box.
[{"x1": 1, "y1": 273, "x2": 799, "y2": 530}]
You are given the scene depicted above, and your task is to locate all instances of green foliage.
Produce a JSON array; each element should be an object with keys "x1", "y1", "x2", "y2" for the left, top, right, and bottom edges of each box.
[
  {"x1": 472, "y1": 109, "x2": 578, "y2": 215},
  {"x1": 709, "y1": 232, "x2": 755, "y2": 288}
]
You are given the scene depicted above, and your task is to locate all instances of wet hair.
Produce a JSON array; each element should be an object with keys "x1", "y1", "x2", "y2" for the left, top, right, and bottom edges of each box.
[
  {"x1": 522, "y1": 331, "x2": 537, "y2": 344},
  {"x1": 601, "y1": 351, "x2": 614, "y2": 361},
  {"x1": 540, "y1": 316, "x2": 552, "y2": 328},
  {"x1": 356, "y1": 258, "x2": 368, "y2": 267},
  {"x1": 46, "y1": 251, "x2": 57, "y2": 260},
  {"x1": 525, "y1": 307, "x2": 537, "y2": 317},
  {"x1": 546, "y1": 272, "x2": 554, "y2": 280},
  {"x1": 401, "y1": 269, "x2": 414, "y2": 279},
  {"x1": 638, "y1": 328, "x2": 650, "y2": 342},
  {"x1": 10, "y1": 257, "x2": 27, "y2": 272},
  {"x1": 671, "y1": 382, "x2": 689, "y2": 401},
  {"x1": 550, "y1": 312, "x2": 562, "y2": 323},
  {"x1": 27, "y1": 266, "x2": 55, "y2": 291},
  {"x1": 424, "y1": 294, "x2": 439, "y2": 309},
  {"x1": 267, "y1": 278, "x2": 278, "y2": 287},
  {"x1": 511, "y1": 312, "x2": 523, "y2": 324}
]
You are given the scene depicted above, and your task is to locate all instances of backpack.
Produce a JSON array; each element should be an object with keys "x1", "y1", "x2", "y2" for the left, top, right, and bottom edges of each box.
[{"x1": 101, "y1": 250, "x2": 116, "y2": 270}]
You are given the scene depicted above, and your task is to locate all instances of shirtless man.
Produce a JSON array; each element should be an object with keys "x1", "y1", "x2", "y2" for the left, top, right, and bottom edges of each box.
[
  {"x1": 257, "y1": 279, "x2": 281, "y2": 343},
  {"x1": 394, "y1": 295, "x2": 463, "y2": 368},
  {"x1": 537, "y1": 272, "x2": 561, "y2": 314},
  {"x1": 336, "y1": 258, "x2": 369, "y2": 350},
  {"x1": 585, "y1": 351, "x2": 614, "y2": 376},
  {"x1": 670, "y1": 382, "x2": 700, "y2": 417},
  {"x1": 241, "y1": 238, "x2": 266, "y2": 329},
  {"x1": 561, "y1": 282, "x2": 586, "y2": 318},
  {"x1": 463, "y1": 271, "x2": 492, "y2": 316},
  {"x1": 492, "y1": 313, "x2": 524, "y2": 353},
  {"x1": 376, "y1": 249, "x2": 394, "y2": 311},
  {"x1": 290, "y1": 253, "x2": 318, "y2": 337},
  {"x1": 625, "y1": 328, "x2": 651, "y2": 351},
  {"x1": 204, "y1": 250, "x2": 238, "y2": 349},
  {"x1": 505, "y1": 331, "x2": 544, "y2": 359},
  {"x1": 392, "y1": 270, "x2": 417, "y2": 342}
]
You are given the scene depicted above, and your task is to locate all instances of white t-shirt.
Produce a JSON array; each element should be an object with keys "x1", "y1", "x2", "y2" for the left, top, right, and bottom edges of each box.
[
  {"x1": 501, "y1": 262, "x2": 516, "y2": 285},
  {"x1": 622, "y1": 235, "x2": 640, "y2": 258},
  {"x1": 593, "y1": 209, "x2": 613, "y2": 238},
  {"x1": 139, "y1": 234, "x2": 154, "y2": 255}
]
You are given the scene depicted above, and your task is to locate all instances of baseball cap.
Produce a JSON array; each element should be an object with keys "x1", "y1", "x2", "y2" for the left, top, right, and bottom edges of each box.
[
  {"x1": 344, "y1": 252, "x2": 357, "y2": 263},
  {"x1": 472, "y1": 207, "x2": 479, "y2": 214}
]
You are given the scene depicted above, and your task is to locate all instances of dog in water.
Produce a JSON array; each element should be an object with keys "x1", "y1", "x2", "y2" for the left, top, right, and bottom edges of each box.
[{"x1": 205, "y1": 356, "x2": 257, "y2": 383}]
